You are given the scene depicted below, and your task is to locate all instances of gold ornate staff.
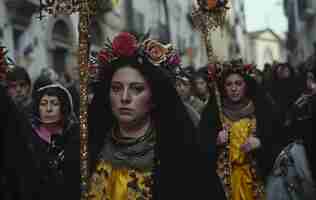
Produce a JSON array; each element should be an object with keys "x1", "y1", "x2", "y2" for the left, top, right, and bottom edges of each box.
[
  {"x1": 39, "y1": 1, "x2": 96, "y2": 199},
  {"x1": 191, "y1": 0, "x2": 231, "y2": 198},
  {"x1": 78, "y1": 1, "x2": 91, "y2": 199},
  {"x1": 191, "y1": 0, "x2": 229, "y2": 119}
]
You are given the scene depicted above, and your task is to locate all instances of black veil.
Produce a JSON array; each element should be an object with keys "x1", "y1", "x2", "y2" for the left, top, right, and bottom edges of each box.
[{"x1": 88, "y1": 57, "x2": 199, "y2": 199}]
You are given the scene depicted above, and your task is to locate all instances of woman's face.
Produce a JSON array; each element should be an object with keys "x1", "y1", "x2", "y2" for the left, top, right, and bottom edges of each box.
[
  {"x1": 175, "y1": 79, "x2": 191, "y2": 100},
  {"x1": 194, "y1": 77, "x2": 208, "y2": 96},
  {"x1": 39, "y1": 94, "x2": 62, "y2": 123},
  {"x1": 224, "y1": 73, "x2": 247, "y2": 103},
  {"x1": 110, "y1": 66, "x2": 153, "y2": 126},
  {"x1": 306, "y1": 72, "x2": 316, "y2": 94},
  {"x1": 276, "y1": 65, "x2": 291, "y2": 79}
]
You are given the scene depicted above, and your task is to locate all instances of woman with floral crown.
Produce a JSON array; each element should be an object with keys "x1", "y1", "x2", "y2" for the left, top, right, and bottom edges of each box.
[
  {"x1": 198, "y1": 62, "x2": 282, "y2": 200},
  {"x1": 87, "y1": 32, "x2": 207, "y2": 199}
]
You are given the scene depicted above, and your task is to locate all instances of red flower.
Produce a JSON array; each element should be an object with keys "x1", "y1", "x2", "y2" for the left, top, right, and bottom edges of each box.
[
  {"x1": 97, "y1": 49, "x2": 112, "y2": 64},
  {"x1": 244, "y1": 64, "x2": 253, "y2": 72},
  {"x1": 112, "y1": 32, "x2": 138, "y2": 57}
]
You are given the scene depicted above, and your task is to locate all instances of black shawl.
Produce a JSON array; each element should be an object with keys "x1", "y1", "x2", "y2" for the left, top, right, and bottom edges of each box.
[{"x1": 88, "y1": 59, "x2": 201, "y2": 199}]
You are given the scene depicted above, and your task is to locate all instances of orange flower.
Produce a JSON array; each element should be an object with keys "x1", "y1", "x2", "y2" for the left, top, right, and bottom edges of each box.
[
  {"x1": 207, "y1": 0, "x2": 217, "y2": 9},
  {"x1": 143, "y1": 39, "x2": 172, "y2": 65}
]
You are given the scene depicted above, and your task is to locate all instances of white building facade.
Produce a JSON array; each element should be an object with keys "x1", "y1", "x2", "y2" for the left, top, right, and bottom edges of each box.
[{"x1": 248, "y1": 29, "x2": 286, "y2": 70}]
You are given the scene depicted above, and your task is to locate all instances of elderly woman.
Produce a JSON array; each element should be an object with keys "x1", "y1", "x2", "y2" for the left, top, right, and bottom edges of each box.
[
  {"x1": 198, "y1": 63, "x2": 281, "y2": 200},
  {"x1": 87, "y1": 32, "x2": 209, "y2": 199},
  {"x1": 29, "y1": 84, "x2": 80, "y2": 200}
]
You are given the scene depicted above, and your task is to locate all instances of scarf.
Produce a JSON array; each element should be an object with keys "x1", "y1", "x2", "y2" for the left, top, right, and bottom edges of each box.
[
  {"x1": 99, "y1": 122, "x2": 156, "y2": 171},
  {"x1": 222, "y1": 98, "x2": 255, "y2": 121}
]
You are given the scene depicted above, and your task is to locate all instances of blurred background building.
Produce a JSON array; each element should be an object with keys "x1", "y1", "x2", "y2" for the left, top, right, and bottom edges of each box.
[
  {"x1": 284, "y1": 0, "x2": 316, "y2": 68},
  {"x1": 247, "y1": 28, "x2": 286, "y2": 70},
  {"x1": 0, "y1": 0, "x2": 79, "y2": 81},
  {"x1": 1, "y1": 0, "x2": 290, "y2": 82}
]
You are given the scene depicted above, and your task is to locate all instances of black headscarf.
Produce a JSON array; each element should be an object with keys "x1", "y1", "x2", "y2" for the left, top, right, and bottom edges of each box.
[
  {"x1": 30, "y1": 84, "x2": 80, "y2": 200},
  {"x1": 88, "y1": 56, "x2": 200, "y2": 199},
  {"x1": 31, "y1": 84, "x2": 77, "y2": 130}
]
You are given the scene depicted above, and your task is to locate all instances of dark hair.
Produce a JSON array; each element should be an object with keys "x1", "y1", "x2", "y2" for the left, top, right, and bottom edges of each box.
[
  {"x1": 194, "y1": 66, "x2": 209, "y2": 83},
  {"x1": 6, "y1": 66, "x2": 31, "y2": 85},
  {"x1": 88, "y1": 56, "x2": 198, "y2": 182},
  {"x1": 33, "y1": 76, "x2": 54, "y2": 91},
  {"x1": 32, "y1": 86, "x2": 72, "y2": 121},
  {"x1": 219, "y1": 69, "x2": 257, "y2": 100}
]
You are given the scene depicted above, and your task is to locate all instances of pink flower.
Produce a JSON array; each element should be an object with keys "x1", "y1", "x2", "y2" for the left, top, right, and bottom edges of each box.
[{"x1": 168, "y1": 53, "x2": 181, "y2": 66}]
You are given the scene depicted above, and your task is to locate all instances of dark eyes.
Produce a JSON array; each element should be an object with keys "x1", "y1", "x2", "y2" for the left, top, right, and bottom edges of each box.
[
  {"x1": 40, "y1": 100, "x2": 60, "y2": 106},
  {"x1": 111, "y1": 85, "x2": 121, "y2": 93},
  {"x1": 52, "y1": 101, "x2": 60, "y2": 106},
  {"x1": 111, "y1": 84, "x2": 145, "y2": 94},
  {"x1": 225, "y1": 81, "x2": 244, "y2": 87},
  {"x1": 235, "y1": 81, "x2": 243, "y2": 86},
  {"x1": 131, "y1": 85, "x2": 144, "y2": 93}
]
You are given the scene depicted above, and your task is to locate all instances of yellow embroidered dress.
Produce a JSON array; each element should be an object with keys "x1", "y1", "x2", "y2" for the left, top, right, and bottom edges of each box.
[
  {"x1": 217, "y1": 114, "x2": 265, "y2": 200},
  {"x1": 88, "y1": 127, "x2": 155, "y2": 200}
]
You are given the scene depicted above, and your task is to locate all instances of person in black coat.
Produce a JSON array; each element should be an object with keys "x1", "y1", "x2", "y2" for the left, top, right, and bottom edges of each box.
[
  {"x1": 29, "y1": 83, "x2": 80, "y2": 200},
  {"x1": 285, "y1": 68, "x2": 316, "y2": 182},
  {"x1": 0, "y1": 84, "x2": 41, "y2": 200}
]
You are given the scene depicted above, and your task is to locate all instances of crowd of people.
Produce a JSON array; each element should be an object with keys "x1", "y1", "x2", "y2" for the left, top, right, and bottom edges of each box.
[{"x1": 0, "y1": 31, "x2": 315, "y2": 200}]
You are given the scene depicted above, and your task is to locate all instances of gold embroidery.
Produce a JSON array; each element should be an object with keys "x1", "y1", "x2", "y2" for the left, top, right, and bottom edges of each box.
[
  {"x1": 88, "y1": 161, "x2": 153, "y2": 200},
  {"x1": 217, "y1": 115, "x2": 264, "y2": 200}
]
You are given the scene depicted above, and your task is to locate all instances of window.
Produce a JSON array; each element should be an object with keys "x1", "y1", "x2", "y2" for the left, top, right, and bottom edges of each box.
[
  {"x1": 263, "y1": 48, "x2": 273, "y2": 64},
  {"x1": 298, "y1": 0, "x2": 308, "y2": 19},
  {"x1": 13, "y1": 29, "x2": 23, "y2": 52},
  {"x1": 177, "y1": 36, "x2": 186, "y2": 55},
  {"x1": 134, "y1": 12, "x2": 145, "y2": 34},
  {"x1": 52, "y1": 47, "x2": 67, "y2": 75},
  {"x1": 52, "y1": 20, "x2": 71, "y2": 45},
  {"x1": 51, "y1": 19, "x2": 73, "y2": 75},
  {"x1": 89, "y1": 21, "x2": 104, "y2": 46}
]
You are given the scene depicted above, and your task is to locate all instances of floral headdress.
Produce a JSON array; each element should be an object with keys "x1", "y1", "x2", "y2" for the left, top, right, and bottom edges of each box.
[
  {"x1": 207, "y1": 59, "x2": 256, "y2": 82},
  {"x1": 93, "y1": 32, "x2": 183, "y2": 79}
]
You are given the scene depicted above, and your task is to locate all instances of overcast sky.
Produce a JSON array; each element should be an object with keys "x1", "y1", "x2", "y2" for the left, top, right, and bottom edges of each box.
[{"x1": 244, "y1": 0, "x2": 288, "y2": 38}]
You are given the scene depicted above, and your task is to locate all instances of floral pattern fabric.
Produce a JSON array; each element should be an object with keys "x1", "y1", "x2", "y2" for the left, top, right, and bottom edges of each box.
[
  {"x1": 216, "y1": 115, "x2": 265, "y2": 200},
  {"x1": 88, "y1": 160, "x2": 153, "y2": 200}
]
